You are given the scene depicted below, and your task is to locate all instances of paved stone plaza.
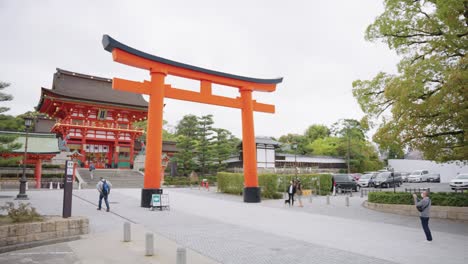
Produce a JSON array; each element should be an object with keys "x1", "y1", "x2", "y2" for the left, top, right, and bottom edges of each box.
[{"x1": 0, "y1": 188, "x2": 467, "y2": 264}]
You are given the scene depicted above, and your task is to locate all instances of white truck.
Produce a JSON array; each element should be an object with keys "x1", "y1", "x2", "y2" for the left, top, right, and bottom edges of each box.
[{"x1": 407, "y1": 170, "x2": 440, "y2": 183}]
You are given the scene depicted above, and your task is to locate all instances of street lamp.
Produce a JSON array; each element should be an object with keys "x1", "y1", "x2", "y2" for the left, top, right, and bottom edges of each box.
[{"x1": 16, "y1": 117, "x2": 33, "y2": 200}]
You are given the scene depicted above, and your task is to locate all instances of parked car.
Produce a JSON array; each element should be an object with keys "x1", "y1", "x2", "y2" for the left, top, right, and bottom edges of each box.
[
  {"x1": 373, "y1": 172, "x2": 402, "y2": 188},
  {"x1": 400, "y1": 172, "x2": 411, "y2": 182},
  {"x1": 407, "y1": 170, "x2": 440, "y2": 183},
  {"x1": 351, "y1": 173, "x2": 362, "y2": 181},
  {"x1": 358, "y1": 172, "x2": 378, "y2": 187},
  {"x1": 333, "y1": 174, "x2": 359, "y2": 192},
  {"x1": 449, "y1": 173, "x2": 468, "y2": 190}
]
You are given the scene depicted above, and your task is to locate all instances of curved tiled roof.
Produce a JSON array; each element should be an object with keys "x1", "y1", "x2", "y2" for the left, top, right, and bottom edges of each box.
[{"x1": 38, "y1": 68, "x2": 148, "y2": 110}]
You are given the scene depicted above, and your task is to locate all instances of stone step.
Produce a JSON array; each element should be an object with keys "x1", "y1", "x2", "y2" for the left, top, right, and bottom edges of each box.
[{"x1": 78, "y1": 169, "x2": 144, "y2": 188}]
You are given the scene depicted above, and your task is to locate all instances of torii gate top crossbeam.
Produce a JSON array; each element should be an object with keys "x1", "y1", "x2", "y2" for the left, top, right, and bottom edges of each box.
[{"x1": 102, "y1": 35, "x2": 282, "y2": 92}]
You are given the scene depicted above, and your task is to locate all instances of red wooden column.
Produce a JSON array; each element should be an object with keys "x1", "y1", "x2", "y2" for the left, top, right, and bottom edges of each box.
[
  {"x1": 240, "y1": 87, "x2": 260, "y2": 202},
  {"x1": 140, "y1": 70, "x2": 166, "y2": 207},
  {"x1": 35, "y1": 159, "x2": 42, "y2": 189},
  {"x1": 129, "y1": 135, "x2": 135, "y2": 168}
]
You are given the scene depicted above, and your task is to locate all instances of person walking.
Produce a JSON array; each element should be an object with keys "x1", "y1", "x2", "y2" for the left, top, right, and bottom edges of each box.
[
  {"x1": 96, "y1": 177, "x2": 112, "y2": 212},
  {"x1": 413, "y1": 191, "x2": 432, "y2": 242},
  {"x1": 89, "y1": 161, "x2": 96, "y2": 180},
  {"x1": 287, "y1": 180, "x2": 296, "y2": 206},
  {"x1": 296, "y1": 180, "x2": 304, "y2": 207}
]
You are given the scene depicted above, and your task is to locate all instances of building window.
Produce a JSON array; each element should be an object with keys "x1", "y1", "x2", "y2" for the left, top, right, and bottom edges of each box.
[{"x1": 98, "y1": 109, "x2": 107, "y2": 120}]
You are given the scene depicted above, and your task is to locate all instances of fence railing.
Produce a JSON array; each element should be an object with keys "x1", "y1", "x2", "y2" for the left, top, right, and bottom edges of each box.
[{"x1": 404, "y1": 188, "x2": 430, "y2": 194}]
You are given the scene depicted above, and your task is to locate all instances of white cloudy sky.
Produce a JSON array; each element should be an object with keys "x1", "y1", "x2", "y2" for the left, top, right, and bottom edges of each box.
[{"x1": 0, "y1": 0, "x2": 399, "y2": 138}]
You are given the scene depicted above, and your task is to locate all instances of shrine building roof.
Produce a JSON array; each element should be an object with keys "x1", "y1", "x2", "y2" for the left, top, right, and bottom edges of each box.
[{"x1": 37, "y1": 68, "x2": 148, "y2": 110}]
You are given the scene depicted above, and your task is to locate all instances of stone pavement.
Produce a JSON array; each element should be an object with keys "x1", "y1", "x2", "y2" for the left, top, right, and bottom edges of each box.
[{"x1": 1, "y1": 188, "x2": 467, "y2": 264}]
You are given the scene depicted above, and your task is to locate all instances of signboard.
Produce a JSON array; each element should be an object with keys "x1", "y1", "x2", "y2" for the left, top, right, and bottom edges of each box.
[
  {"x1": 62, "y1": 160, "x2": 74, "y2": 218},
  {"x1": 151, "y1": 194, "x2": 169, "y2": 211},
  {"x1": 152, "y1": 194, "x2": 161, "y2": 205}
]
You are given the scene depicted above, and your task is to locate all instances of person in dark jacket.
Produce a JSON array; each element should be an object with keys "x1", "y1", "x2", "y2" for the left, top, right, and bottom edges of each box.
[
  {"x1": 413, "y1": 191, "x2": 432, "y2": 242},
  {"x1": 287, "y1": 181, "x2": 296, "y2": 206},
  {"x1": 96, "y1": 177, "x2": 112, "y2": 212}
]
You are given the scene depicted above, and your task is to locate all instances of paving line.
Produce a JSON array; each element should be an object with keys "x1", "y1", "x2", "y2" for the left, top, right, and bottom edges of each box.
[
  {"x1": 8, "y1": 252, "x2": 74, "y2": 255},
  {"x1": 72, "y1": 193, "x2": 138, "y2": 224}
]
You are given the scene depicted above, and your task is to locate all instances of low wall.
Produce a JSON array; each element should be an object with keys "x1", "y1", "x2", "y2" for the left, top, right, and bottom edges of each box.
[
  {"x1": 0, "y1": 216, "x2": 89, "y2": 250},
  {"x1": 363, "y1": 201, "x2": 468, "y2": 222}
]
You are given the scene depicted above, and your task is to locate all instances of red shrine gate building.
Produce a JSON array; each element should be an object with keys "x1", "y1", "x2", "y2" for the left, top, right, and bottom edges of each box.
[{"x1": 36, "y1": 68, "x2": 148, "y2": 169}]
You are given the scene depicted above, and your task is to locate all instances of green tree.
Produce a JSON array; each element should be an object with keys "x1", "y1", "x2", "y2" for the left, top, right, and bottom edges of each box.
[
  {"x1": 304, "y1": 124, "x2": 330, "y2": 144},
  {"x1": 212, "y1": 128, "x2": 239, "y2": 172},
  {"x1": 0, "y1": 82, "x2": 22, "y2": 165},
  {"x1": 197, "y1": 115, "x2": 215, "y2": 176},
  {"x1": 306, "y1": 137, "x2": 340, "y2": 156},
  {"x1": 174, "y1": 115, "x2": 200, "y2": 175},
  {"x1": 352, "y1": 0, "x2": 467, "y2": 161},
  {"x1": 0, "y1": 82, "x2": 13, "y2": 114},
  {"x1": 332, "y1": 119, "x2": 382, "y2": 173},
  {"x1": 173, "y1": 135, "x2": 197, "y2": 176},
  {"x1": 278, "y1": 133, "x2": 307, "y2": 154}
]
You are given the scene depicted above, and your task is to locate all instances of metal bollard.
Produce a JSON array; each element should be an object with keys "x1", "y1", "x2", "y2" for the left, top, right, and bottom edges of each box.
[
  {"x1": 145, "y1": 233, "x2": 154, "y2": 256},
  {"x1": 346, "y1": 196, "x2": 349, "y2": 207},
  {"x1": 176, "y1": 247, "x2": 187, "y2": 264},
  {"x1": 326, "y1": 195, "x2": 330, "y2": 205},
  {"x1": 350, "y1": 190, "x2": 353, "y2": 197},
  {"x1": 49, "y1": 182, "x2": 53, "y2": 189},
  {"x1": 360, "y1": 189, "x2": 363, "y2": 198},
  {"x1": 309, "y1": 194, "x2": 312, "y2": 203},
  {"x1": 56, "y1": 182, "x2": 60, "y2": 189},
  {"x1": 26, "y1": 182, "x2": 29, "y2": 190},
  {"x1": 123, "y1": 222, "x2": 131, "y2": 242}
]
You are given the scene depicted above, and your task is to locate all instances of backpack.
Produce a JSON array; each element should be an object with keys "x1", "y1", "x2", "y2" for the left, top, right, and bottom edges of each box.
[
  {"x1": 102, "y1": 181, "x2": 110, "y2": 195},
  {"x1": 416, "y1": 200, "x2": 429, "y2": 212}
]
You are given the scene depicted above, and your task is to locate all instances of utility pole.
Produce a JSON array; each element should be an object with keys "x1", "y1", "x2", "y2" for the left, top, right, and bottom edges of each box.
[{"x1": 347, "y1": 129, "x2": 350, "y2": 175}]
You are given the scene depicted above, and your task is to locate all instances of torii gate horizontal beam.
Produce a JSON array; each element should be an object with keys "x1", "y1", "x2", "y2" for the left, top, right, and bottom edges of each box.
[
  {"x1": 103, "y1": 35, "x2": 283, "y2": 89},
  {"x1": 113, "y1": 78, "x2": 275, "y2": 113}
]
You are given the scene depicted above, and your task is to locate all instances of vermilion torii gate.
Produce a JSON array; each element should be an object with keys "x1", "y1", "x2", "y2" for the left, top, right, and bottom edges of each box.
[{"x1": 102, "y1": 35, "x2": 282, "y2": 207}]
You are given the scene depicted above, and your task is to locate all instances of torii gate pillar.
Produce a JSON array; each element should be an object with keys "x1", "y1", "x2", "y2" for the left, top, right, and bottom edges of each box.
[
  {"x1": 140, "y1": 71, "x2": 166, "y2": 206},
  {"x1": 101, "y1": 35, "x2": 282, "y2": 206},
  {"x1": 240, "y1": 88, "x2": 260, "y2": 201}
]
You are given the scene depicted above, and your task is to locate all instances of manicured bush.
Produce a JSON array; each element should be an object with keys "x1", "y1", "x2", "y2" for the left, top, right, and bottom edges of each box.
[
  {"x1": 0, "y1": 173, "x2": 63, "y2": 179},
  {"x1": 217, "y1": 172, "x2": 244, "y2": 195},
  {"x1": 163, "y1": 176, "x2": 196, "y2": 186},
  {"x1": 277, "y1": 174, "x2": 333, "y2": 196},
  {"x1": 368, "y1": 192, "x2": 468, "y2": 207},
  {"x1": 217, "y1": 172, "x2": 333, "y2": 199}
]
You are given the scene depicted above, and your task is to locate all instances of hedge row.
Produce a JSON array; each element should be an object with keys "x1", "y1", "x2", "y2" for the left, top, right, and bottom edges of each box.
[
  {"x1": 217, "y1": 172, "x2": 333, "y2": 199},
  {"x1": 162, "y1": 175, "x2": 217, "y2": 186},
  {"x1": 0, "y1": 173, "x2": 64, "y2": 179},
  {"x1": 368, "y1": 192, "x2": 468, "y2": 207},
  {"x1": 0, "y1": 164, "x2": 61, "y2": 168}
]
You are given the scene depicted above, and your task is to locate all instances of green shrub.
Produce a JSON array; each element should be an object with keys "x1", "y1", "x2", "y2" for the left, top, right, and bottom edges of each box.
[
  {"x1": 0, "y1": 173, "x2": 63, "y2": 179},
  {"x1": 217, "y1": 172, "x2": 244, "y2": 195},
  {"x1": 277, "y1": 174, "x2": 332, "y2": 196},
  {"x1": 217, "y1": 172, "x2": 333, "y2": 199},
  {"x1": 368, "y1": 192, "x2": 468, "y2": 207},
  {"x1": 0, "y1": 202, "x2": 43, "y2": 223},
  {"x1": 163, "y1": 177, "x2": 196, "y2": 186}
]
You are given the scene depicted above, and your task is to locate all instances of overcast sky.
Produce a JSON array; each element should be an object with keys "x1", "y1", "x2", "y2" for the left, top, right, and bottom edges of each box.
[{"x1": 0, "y1": 0, "x2": 399, "y2": 139}]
